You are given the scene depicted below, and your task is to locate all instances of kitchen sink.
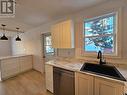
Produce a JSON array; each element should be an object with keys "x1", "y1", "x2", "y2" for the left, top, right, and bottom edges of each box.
[{"x1": 80, "y1": 63, "x2": 126, "y2": 81}]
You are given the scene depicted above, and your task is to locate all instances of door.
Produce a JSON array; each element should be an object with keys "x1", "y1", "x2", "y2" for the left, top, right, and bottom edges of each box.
[{"x1": 42, "y1": 33, "x2": 56, "y2": 62}]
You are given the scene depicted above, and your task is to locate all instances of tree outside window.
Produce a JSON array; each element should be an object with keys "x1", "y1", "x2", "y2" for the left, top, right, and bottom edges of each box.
[{"x1": 84, "y1": 13, "x2": 116, "y2": 54}]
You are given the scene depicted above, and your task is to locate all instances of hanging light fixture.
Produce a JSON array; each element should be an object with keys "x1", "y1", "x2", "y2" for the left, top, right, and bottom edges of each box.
[
  {"x1": 15, "y1": 28, "x2": 21, "y2": 41},
  {"x1": 0, "y1": 24, "x2": 8, "y2": 40}
]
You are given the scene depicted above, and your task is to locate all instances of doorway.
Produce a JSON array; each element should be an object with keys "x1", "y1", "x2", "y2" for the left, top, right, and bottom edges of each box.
[{"x1": 42, "y1": 33, "x2": 56, "y2": 62}]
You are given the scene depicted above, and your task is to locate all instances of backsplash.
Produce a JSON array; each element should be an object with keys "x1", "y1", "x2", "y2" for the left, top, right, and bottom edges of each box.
[
  {"x1": 56, "y1": 48, "x2": 127, "y2": 69},
  {"x1": 57, "y1": 49, "x2": 75, "y2": 58}
]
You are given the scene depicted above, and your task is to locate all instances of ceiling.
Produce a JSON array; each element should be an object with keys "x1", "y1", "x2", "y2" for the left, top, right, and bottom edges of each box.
[{"x1": 0, "y1": 0, "x2": 107, "y2": 31}]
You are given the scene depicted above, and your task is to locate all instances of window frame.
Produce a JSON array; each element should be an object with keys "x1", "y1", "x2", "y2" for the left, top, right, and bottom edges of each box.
[
  {"x1": 82, "y1": 12, "x2": 118, "y2": 57},
  {"x1": 43, "y1": 33, "x2": 55, "y2": 56}
]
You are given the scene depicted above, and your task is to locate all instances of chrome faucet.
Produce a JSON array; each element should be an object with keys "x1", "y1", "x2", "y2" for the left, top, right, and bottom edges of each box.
[{"x1": 97, "y1": 51, "x2": 106, "y2": 65}]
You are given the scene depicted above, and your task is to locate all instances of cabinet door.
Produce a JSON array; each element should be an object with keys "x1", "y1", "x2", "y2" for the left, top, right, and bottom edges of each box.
[
  {"x1": 1, "y1": 58, "x2": 20, "y2": 79},
  {"x1": 95, "y1": 77, "x2": 124, "y2": 95},
  {"x1": 51, "y1": 24, "x2": 60, "y2": 48},
  {"x1": 19, "y1": 56, "x2": 33, "y2": 72},
  {"x1": 45, "y1": 64, "x2": 53, "y2": 93},
  {"x1": 51, "y1": 20, "x2": 74, "y2": 48},
  {"x1": 62, "y1": 20, "x2": 72, "y2": 48},
  {"x1": 75, "y1": 72, "x2": 94, "y2": 95}
]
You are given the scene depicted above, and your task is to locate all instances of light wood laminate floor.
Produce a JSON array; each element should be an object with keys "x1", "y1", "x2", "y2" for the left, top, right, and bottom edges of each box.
[{"x1": 0, "y1": 70, "x2": 53, "y2": 95}]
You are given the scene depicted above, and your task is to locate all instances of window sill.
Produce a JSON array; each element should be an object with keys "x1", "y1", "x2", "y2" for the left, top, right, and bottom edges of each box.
[{"x1": 81, "y1": 51, "x2": 122, "y2": 60}]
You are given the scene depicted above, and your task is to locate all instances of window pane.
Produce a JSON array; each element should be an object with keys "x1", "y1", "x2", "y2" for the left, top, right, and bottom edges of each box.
[
  {"x1": 84, "y1": 13, "x2": 116, "y2": 54},
  {"x1": 85, "y1": 36, "x2": 114, "y2": 53},
  {"x1": 45, "y1": 36, "x2": 52, "y2": 45},
  {"x1": 45, "y1": 46, "x2": 54, "y2": 54},
  {"x1": 85, "y1": 15, "x2": 115, "y2": 36}
]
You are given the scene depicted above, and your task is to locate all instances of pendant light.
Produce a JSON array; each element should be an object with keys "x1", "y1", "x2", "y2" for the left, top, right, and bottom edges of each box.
[
  {"x1": 0, "y1": 24, "x2": 8, "y2": 40},
  {"x1": 15, "y1": 28, "x2": 21, "y2": 41}
]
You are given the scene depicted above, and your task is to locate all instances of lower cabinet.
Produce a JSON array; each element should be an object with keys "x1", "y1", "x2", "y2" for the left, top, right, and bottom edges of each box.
[
  {"x1": 19, "y1": 56, "x2": 33, "y2": 72},
  {"x1": 75, "y1": 72, "x2": 94, "y2": 95},
  {"x1": 1, "y1": 58, "x2": 20, "y2": 79},
  {"x1": 45, "y1": 64, "x2": 53, "y2": 93},
  {"x1": 0, "y1": 55, "x2": 33, "y2": 80},
  {"x1": 95, "y1": 77, "x2": 124, "y2": 95},
  {"x1": 75, "y1": 72, "x2": 124, "y2": 95}
]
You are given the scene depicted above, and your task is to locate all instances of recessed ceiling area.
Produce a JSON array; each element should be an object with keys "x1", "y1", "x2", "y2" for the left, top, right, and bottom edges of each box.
[{"x1": 0, "y1": 0, "x2": 108, "y2": 31}]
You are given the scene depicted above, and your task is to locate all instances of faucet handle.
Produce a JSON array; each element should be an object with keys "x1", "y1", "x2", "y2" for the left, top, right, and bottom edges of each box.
[
  {"x1": 102, "y1": 59, "x2": 106, "y2": 64},
  {"x1": 102, "y1": 52, "x2": 106, "y2": 64}
]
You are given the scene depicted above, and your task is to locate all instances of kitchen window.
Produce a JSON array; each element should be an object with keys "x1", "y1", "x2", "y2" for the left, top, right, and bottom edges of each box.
[{"x1": 84, "y1": 13, "x2": 117, "y2": 54}]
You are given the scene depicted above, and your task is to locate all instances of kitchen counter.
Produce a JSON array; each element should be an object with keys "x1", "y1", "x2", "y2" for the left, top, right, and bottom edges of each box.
[
  {"x1": 0, "y1": 55, "x2": 33, "y2": 80},
  {"x1": 0, "y1": 54, "x2": 32, "y2": 60},
  {"x1": 46, "y1": 59, "x2": 127, "y2": 93},
  {"x1": 46, "y1": 60, "x2": 83, "y2": 71}
]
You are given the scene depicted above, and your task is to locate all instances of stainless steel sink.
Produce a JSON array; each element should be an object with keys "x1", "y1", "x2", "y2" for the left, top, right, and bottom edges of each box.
[{"x1": 80, "y1": 63, "x2": 126, "y2": 81}]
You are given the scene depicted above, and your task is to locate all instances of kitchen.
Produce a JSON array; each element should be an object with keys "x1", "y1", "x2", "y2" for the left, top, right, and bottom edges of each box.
[{"x1": 0, "y1": 0, "x2": 127, "y2": 95}]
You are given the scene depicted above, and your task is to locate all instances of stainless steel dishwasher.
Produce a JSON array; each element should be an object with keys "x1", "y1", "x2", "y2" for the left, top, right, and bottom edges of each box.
[{"x1": 53, "y1": 67, "x2": 75, "y2": 95}]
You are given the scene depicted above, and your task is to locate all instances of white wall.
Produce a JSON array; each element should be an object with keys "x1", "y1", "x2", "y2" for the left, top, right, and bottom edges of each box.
[
  {"x1": 23, "y1": 30, "x2": 44, "y2": 73},
  {"x1": 12, "y1": 35, "x2": 26, "y2": 55},
  {"x1": 12, "y1": 23, "x2": 53, "y2": 73},
  {"x1": 12, "y1": 0, "x2": 127, "y2": 73},
  {"x1": 122, "y1": 5, "x2": 127, "y2": 58},
  {"x1": 0, "y1": 32, "x2": 17, "y2": 57},
  {"x1": 0, "y1": 37, "x2": 12, "y2": 57}
]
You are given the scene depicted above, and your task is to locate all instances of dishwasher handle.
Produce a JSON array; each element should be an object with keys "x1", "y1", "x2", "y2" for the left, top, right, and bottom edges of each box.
[{"x1": 53, "y1": 67, "x2": 74, "y2": 76}]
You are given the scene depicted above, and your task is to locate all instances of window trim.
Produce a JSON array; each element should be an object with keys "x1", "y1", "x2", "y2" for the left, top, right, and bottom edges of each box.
[
  {"x1": 81, "y1": 12, "x2": 121, "y2": 58},
  {"x1": 85, "y1": 12, "x2": 116, "y2": 23}
]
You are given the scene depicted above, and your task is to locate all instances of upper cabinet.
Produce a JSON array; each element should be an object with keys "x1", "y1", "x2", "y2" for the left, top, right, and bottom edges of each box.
[{"x1": 51, "y1": 20, "x2": 74, "y2": 48}]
